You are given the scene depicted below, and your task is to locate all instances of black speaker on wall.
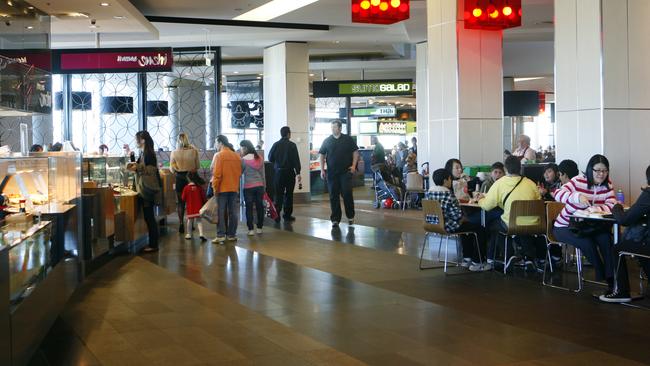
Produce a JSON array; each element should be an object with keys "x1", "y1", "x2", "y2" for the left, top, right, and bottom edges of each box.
[
  {"x1": 101, "y1": 96, "x2": 134, "y2": 114},
  {"x1": 146, "y1": 100, "x2": 168, "y2": 117}
]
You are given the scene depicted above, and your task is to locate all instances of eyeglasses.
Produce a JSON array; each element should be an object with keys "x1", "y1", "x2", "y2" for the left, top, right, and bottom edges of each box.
[{"x1": 592, "y1": 169, "x2": 609, "y2": 174}]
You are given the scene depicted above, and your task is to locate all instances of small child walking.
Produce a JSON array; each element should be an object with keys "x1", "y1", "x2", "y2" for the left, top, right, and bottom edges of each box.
[{"x1": 181, "y1": 172, "x2": 207, "y2": 241}]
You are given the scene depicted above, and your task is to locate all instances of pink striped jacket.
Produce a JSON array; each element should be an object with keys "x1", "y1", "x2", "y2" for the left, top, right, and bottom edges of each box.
[{"x1": 553, "y1": 174, "x2": 617, "y2": 228}]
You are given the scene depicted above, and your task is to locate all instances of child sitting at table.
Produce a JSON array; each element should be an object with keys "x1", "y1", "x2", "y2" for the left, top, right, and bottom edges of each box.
[
  {"x1": 426, "y1": 169, "x2": 487, "y2": 271},
  {"x1": 480, "y1": 162, "x2": 505, "y2": 194},
  {"x1": 539, "y1": 163, "x2": 562, "y2": 201},
  {"x1": 181, "y1": 172, "x2": 207, "y2": 242}
]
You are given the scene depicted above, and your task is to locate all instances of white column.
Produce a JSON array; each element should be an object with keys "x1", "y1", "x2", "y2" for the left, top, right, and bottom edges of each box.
[
  {"x1": 555, "y1": 0, "x2": 650, "y2": 201},
  {"x1": 426, "y1": 0, "x2": 504, "y2": 169},
  {"x1": 263, "y1": 42, "x2": 311, "y2": 199},
  {"x1": 416, "y1": 42, "x2": 429, "y2": 166}
]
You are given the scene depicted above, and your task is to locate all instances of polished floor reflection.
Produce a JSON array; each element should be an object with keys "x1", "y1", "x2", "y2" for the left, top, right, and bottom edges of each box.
[{"x1": 30, "y1": 187, "x2": 650, "y2": 365}]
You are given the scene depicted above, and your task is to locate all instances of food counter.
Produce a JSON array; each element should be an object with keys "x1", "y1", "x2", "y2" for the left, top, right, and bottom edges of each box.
[{"x1": 82, "y1": 156, "x2": 171, "y2": 255}]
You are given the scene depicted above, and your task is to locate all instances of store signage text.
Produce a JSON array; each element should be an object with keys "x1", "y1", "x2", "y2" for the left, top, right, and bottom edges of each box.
[
  {"x1": 53, "y1": 48, "x2": 173, "y2": 74},
  {"x1": 378, "y1": 122, "x2": 407, "y2": 134},
  {"x1": 352, "y1": 106, "x2": 396, "y2": 117},
  {"x1": 339, "y1": 82, "x2": 413, "y2": 96}
]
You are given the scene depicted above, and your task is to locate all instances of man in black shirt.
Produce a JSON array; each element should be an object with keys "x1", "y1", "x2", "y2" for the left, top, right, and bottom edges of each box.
[
  {"x1": 268, "y1": 126, "x2": 302, "y2": 222},
  {"x1": 319, "y1": 120, "x2": 359, "y2": 227}
]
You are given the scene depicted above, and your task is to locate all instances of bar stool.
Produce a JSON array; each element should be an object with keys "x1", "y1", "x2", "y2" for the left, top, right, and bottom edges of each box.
[{"x1": 419, "y1": 200, "x2": 482, "y2": 274}]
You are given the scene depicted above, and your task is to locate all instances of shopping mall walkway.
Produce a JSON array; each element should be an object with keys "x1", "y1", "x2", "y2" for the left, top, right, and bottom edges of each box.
[{"x1": 29, "y1": 187, "x2": 650, "y2": 365}]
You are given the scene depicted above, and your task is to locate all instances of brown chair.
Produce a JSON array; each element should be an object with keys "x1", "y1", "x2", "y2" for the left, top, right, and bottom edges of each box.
[
  {"x1": 403, "y1": 172, "x2": 425, "y2": 210},
  {"x1": 420, "y1": 200, "x2": 482, "y2": 274},
  {"x1": 495, "y1": 200, "x2": 547, "y2": 274}
]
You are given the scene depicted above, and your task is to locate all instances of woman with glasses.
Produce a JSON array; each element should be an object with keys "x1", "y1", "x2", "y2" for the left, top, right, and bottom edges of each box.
[{"x1": 552, "y1": 154, "x2": 618, "y2": 290}]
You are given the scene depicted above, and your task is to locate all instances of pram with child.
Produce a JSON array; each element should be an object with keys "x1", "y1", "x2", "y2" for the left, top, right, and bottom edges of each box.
[{"x1": 372, "y1": 164, "x2": 404, "y2": 209}]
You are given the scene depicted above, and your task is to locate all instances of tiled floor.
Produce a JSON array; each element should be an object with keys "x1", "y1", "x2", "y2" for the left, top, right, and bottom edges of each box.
[{"x1": 30, "y1": 187, "x2": 650, "y2": 365}]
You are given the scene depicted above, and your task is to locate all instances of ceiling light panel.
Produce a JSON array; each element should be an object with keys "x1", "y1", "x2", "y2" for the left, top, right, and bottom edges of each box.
[{"x1": 234, "y1": 0, "x2": 319, "y2": 21}]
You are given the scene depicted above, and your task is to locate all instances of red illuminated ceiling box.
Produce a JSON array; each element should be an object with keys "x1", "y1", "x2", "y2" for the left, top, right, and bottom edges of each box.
[
  {"x1": 351, "y1": 0, "x2": 410, "y2": 25},
  {"x1": 464, "y1": 0, "x2": 522, "y2": 30}
]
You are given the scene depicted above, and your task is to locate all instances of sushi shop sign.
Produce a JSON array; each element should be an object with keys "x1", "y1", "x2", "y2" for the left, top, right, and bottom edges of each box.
[
  {"x1": 51, "y1": 47, "x2": 173, "y2": 74},
  {"x1": 313, "y1": 79, "x2": 414, "y2": 97}
]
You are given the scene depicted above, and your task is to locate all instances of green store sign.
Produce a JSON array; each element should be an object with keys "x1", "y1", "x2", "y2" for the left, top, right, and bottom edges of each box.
[{"x1": 338, "y1": 81, "x2": 414, "y2": 96}]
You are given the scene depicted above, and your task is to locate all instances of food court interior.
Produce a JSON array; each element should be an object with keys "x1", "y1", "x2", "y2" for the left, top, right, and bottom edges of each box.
[{"x1": 2, "y1": 0, "x2": 650, "y2": 365}]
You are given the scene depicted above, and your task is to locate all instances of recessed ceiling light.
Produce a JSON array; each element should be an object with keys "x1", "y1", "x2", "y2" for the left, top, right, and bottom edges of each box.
[
  {"x1": 67, "y1": 12, "x2": 90, "y2": 18},
  {"x1": 113, "y1": 15, "x2": 126, "y2": 19},
  {"x1": 256, "y1": 76, "x2": 261, "y2": 79},
  {"x1": 233, "y1": 71, "x2": 239, "y2": 74},
  {"x1": 6, "y1": 1, "x2": 13, "y2": 7},
  {"x1": 25, "y1": 25, "x2": 33, "y2": 29},
  {"x1": 89, "y1": 25, "x2": 99, "y2": 28},
  {"x1": 27, "y1": 6, "x2": 34, "y2": 9},
  {"x1": 100, "y1": 2, "x2": 110, "y2": 6},
  {"x1": 234, "y1": 0, "x2": 319, "y2": 22},
  {"x1": 309, "y1": 73, "x2": 314, "y2": 77}
]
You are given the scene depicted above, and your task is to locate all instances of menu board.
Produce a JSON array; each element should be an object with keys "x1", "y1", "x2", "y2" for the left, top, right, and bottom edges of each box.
[{"x1": 378, "y1": 122, "x2": 406, "y2": 134}]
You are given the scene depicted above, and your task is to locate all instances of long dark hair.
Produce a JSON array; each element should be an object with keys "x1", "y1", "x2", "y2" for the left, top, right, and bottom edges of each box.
[
  {"x1": 444, "y1": 158, "x2": 463, "y2": 180},
  {"x1": 239, "y1": 140, "x2": 259, "y2": 159},
  {"x1": 136, "y1": 130, "x2": 157, "y2": 166},
  {"x1": 216, "y1": 135, "x2": 234, "y2": 151},
  {"x1": 584, "y1": 154, "x2": 610, "y2": 188}
]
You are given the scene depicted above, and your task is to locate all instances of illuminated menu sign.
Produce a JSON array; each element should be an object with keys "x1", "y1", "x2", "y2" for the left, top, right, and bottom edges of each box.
[
  {"x1": 313, "y1": 79, "x2": 413, "y2": 97},
  {"x1": 378, "y1": 122, "x2": 406, "y2": 134},
  {"x1": 352, "y1": 106, "x2": 396, "y2": 117},
  {"x1": 52, "y1": 48, "x2": 173, "y2": 74}
]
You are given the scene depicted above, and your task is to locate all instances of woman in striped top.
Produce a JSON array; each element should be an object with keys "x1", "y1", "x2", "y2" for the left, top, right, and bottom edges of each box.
[{"x1": 552, "y1": 155, "x2": 617, "y2": 287}]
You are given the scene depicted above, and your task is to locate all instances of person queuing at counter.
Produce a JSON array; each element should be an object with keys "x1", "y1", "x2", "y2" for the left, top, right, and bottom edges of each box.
[
  {"x1": 426, "y1": 169, "x2": 488, "y2": 271},
  {"x1": 558, "y1": 159, "x2": 580, "y2": 185},
  {"x1": 211, "y1": 135, "x2": 242, "y2": 243},
  {"x1": 553, "y1": 154, "x2": 617, "y2": 290},
  {"x1": 268, "y1": 127, "x2": 302, "y2": 223},
  {"x1": 240, "y1": 140, "x2": 266, "y2": 236},
  {"x1": 181, "y1": 172, "x2": 207, "y2": 242},
  {"x1": 170, "y1": 133, "x2": 200, "y2": 234},
  {"x1": 601, "y1": 165, "x2": 650, "y2": 303},
  {"x1": 319, "y1": 119, "x2": 359, "y2": 228},
  {"x1": 512, "y1": 134, "x2": 537, "y2": 163},
  {"x1": 473, "y1": 156, "x2": 543, "y2": 271},
  {"x1": 480, "y1": 162, "x2": 505, "y2": 194},
  {"x1": 539, "y1": 163, "x2": 561, "y2": 201},
  {"x1": 127, "y1": 130, "x2": 160, "y2": 253}
]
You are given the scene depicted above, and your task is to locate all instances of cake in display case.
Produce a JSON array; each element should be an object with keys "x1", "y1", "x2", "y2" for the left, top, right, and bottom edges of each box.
[{"x1": 82, "y1": 155, "x2": 134, "y2": 190}]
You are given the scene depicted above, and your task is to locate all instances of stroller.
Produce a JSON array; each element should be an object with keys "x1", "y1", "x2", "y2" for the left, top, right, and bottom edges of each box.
[{"x1": 373, "y1": 168, "x2": 403, "y2": 209}]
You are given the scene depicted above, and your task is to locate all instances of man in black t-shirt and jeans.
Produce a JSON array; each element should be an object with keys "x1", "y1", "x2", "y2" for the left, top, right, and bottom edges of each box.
[{"x1": 319, "y1": 120, "x2": 360, "y2": 227}]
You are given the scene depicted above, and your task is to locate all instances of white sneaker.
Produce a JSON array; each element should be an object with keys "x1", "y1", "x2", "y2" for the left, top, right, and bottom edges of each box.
[
  {"x1": 247, "y1": 230, "x2": 255, "y2": 236},
  {"x1": 256, "y1": 228, "x2": 263, "y2": 234},
  {"x1": 184, "y1": 234, "x2": 192, "y2": 240},
  {"x1": 470, "y1": 262, "x2": 493, "y2": 272},
  {"x1": 212, "y1": 236, "x2": 226, "y2": 244},
  {"x1": 461, "y1": 258, "x2": 472, "y2": 268}
]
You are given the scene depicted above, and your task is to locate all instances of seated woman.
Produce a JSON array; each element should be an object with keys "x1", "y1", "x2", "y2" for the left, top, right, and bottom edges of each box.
[
  {"x1": 539, "y1": 163, "x2": 561, "y2": 201},
  {"x1": 445, "y1": 158, "x2": 472, "y2": 202},
  {"x1": 426, "y1": 169, "x2": 487, "y2": 271},
  {"x1": 600, "y1": 166, "x2": 650, "y2": 303},
  {"x1": 553, "y1": 154, "x2": 617, "y2": 290}
]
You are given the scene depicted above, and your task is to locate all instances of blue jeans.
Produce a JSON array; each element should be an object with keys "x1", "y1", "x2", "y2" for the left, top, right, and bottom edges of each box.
[
  {"x1": 553, "y1": 226, "x2": 614, "y2": 281},
  {"x1": 217, "y1": 192, "x2": 239, "y2": 237},
  {"x1": 244, "y1": 186, "x2": 265, "y2": 230}
]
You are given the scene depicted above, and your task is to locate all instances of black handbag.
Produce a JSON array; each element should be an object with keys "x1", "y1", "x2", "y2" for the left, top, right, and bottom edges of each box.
[
  {"x1": 623, "y1": 215, "x2": 650, "y2": 243},
  {"x1": 569, "y1": 219, "x2": 610, "y2": 238}
]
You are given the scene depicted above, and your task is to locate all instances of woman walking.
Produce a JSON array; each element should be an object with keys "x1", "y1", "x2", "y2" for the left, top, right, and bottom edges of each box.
[
  {"x1": 170, "y1": 132, "x2": 200, "y2": 233},
  {"x1": 240, "y1": 140, "x2": 265, "y2": 236}
]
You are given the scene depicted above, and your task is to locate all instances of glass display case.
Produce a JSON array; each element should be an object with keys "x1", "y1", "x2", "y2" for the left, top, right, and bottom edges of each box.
[
  {"x1": 0, "y1": 221, "x2": 52, "y2": 310},
  {"x1": 82, "y1": 155, "x2": 133, "y2": 189}
]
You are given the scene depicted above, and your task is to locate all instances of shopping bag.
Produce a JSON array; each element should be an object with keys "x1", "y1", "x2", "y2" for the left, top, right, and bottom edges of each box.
[
  {"x1": 262, "y1": 192, "x2": 279, "y2": 220},
  {"x1": 200, "y1": 196, "x2": 219, "y2": 224}
]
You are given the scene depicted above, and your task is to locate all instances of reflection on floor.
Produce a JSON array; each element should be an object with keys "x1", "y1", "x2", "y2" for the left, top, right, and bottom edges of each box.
[{"x1": 30, "y1": 187, "x2": 650, "y2": 365}]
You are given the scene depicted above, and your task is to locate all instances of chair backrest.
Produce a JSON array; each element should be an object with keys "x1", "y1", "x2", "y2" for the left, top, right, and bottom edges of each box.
[
  {"x1": 506, "y1": 200, "x2": 547, "y2": 236},
  {"x1": 406, "y1": 172, "x2": 424, "y2": 190},
  {"x1": 422, "y1": 199, "x2": 447, "y2": 235},
  {"x1": 546, "y1": 201, "x2": 565, "y2": 242}
]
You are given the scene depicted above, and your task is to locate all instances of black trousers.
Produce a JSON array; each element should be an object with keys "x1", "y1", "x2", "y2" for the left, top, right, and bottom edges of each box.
[
  {"x1": 489, "y1": 220, "x2": 546, "y2": 260},
  {"x1": 612, "y1": 240, "x2": 650, "y2": 294},
  {"x1": 455, "y1": 221, "x2": 487, "y2": 262},
  {"x1": 327, "y1": 172, "x2": 355, "y2": 222},
  {"x1": 274, "y1": 169, "x2": 295, "y2": 219},
  {"x1": 142, "y1": 202, "x2": 159, "y2": 249}
]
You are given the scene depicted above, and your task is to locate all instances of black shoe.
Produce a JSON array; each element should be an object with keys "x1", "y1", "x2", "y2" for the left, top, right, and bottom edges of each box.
[
  {"x1": 284, "y1": 216, "x2": 296, "y2": 222},
  {"x1": 179, "y1": 224, "x2": 185, "y2": 234},
  {"x1": 274, "y1": 217, "x2": 281, "y2": 223},
  {"x1": 332, "y1": 221, "x2": 339, "y2": 228},
  {"x1": 599, "y1": 291, "x2": 632, "y2": 303},
  {"x1": 348, "y1": 219, "x2": 355, "y2": 226},
  {"x1": 199, "y1": 236, "x2": 207, "y2": 242}
]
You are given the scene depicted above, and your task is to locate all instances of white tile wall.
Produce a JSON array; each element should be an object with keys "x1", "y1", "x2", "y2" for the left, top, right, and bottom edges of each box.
[
  {"x1": 416, "y1": 42, "x2": 430, "y2": 166},
  {"x1": 480, "y1": 32, "x2": 504, "y2": 120},
  {"x1": 575, "y1": 0, "x2": 602, "y2": 111},
  {"x1": 603, "y1": 109, "x2": 631, "y2": 200},
  {"x1": 627, "y1": 0, "x2": 650, "y2": 109},
  {"x1": 554, "y1": 0, "x2": 579, "y2": 112},
  {"x1": 602, "y1": 0, "x2": 630, "y2": 109},
  {"x1": 441, "y1": 22, "x2": 459, "y2": 120},
  {"x1": 427, "y1": 25, "x2": 444, "y2": 120},
  {"x1": 629, "y1": 110, "x2": 650, "y2": 200}
]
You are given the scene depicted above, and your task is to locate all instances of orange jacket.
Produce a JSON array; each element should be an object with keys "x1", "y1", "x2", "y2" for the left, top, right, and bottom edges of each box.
[{"x1": 212, "y1": 148, "x2": 242, "y2": 193}]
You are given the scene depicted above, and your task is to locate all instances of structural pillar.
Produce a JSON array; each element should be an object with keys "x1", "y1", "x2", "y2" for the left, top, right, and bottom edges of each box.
[
  {"x1": 263, "y1": 42, "x2": 311, "y2": 202},
  {"x1": 555, "y1": 0, "x2": 650, "y2": 201},
  {"x1": 416, "y1": 42, "x2": 430, "y2": 167},
  {"x1": 424, "y1": 0, "x2": 504, "y2": 169}
]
